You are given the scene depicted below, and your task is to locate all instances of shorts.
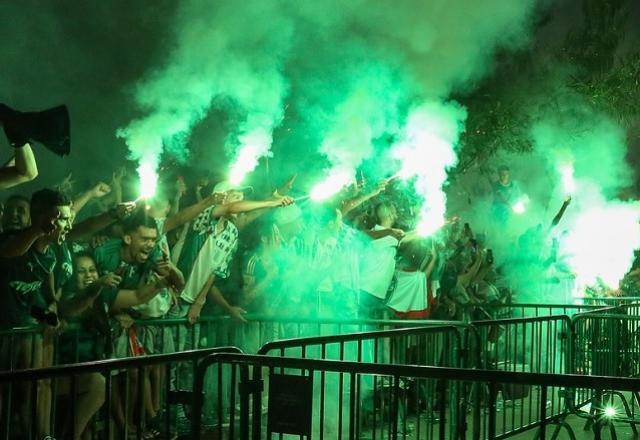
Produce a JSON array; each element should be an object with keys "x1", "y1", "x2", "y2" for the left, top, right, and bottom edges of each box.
[{"x1": 137, "y1": 323, "x2": 175, "y2": 355}]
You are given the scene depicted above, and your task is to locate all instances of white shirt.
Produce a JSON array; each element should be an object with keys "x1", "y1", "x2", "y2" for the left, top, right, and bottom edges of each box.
[
  {"x1": 359, "y1": 225, "x2": 399, "y2": 299},
  {"x1": 386, "y1": 270, "x2": 428, "y2": 314}
]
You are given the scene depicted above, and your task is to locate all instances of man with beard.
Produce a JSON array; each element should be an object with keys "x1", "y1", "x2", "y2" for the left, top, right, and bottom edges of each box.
[
  {"x1": 93, "y1": 210, "x2": 183, "y2": 436},
  {"x1": 2, "y1": 194, "x2": 31, "y2": 232},
  {"x1": 0, "y1": 189, "x2": 72, "y2": 440}
]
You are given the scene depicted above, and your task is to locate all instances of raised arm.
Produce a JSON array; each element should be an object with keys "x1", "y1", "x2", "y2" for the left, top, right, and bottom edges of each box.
[
  {"x1": 341, "y1": 180, "x2": 386, "y2": 216},
  {"x1": 110, "y1": 277, "x2": 166, "y2": 312},
  {"x1": 365, "y1": 227, "x2": 405, "y2": 241},
  {"x1": 0, "y1": 144, "x2": 38, "y2": 189},
  {"x1": 549, "y1": 196, "x2": 572, "y2": 230},
  {"x1": 68, "y1": 203, "x2": 135, "y2": 242},
  {"x1": 0, "y1": 210, "x2": 58, "y2": 258},
  {"x1": 163, "y1": 193, "x2": 226, "y2": 234},
  {"x1": 72, "y1": 182, "x2": 112, "y2": 215},
  {"x1": 214, "y1": 196, "x2": 294, "y2": 217}
]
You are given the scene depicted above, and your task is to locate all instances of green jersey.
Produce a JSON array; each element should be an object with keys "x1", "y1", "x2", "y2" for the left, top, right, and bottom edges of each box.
[
  {"x1": 0, "y1": 230, "x2": 58, "y2": 328},
  {"x1": 93, "y1": 239, "x2": 160, "y2": 310}
]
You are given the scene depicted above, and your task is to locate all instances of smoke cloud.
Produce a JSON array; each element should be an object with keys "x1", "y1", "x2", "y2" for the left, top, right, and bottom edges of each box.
[
  {"x1": 118, "y1": 0, "x2": 294, "y2": 191},
  {"x1": 120, "y1": 0, "x2": 540, "y2": 198},
  {"x1": 531, "y1": 93, "x2": 640, "y2": 290}
]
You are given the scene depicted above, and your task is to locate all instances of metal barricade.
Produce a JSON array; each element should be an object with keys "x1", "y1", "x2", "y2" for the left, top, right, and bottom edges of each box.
[
  {"x1": 468, "y1": 315, "x2": 572, "y2": 439},
  {"x1": 4, "y1": 307, "x2": 619, "y2": 372},
  {"x1": 0, "y1": 347, "x2": 240, "y2": 440},
  {"x1": 570, "y1": 312, "x2": 640, "y2": 436},
  {"x1": 192, "y1": 353, "x2": 640, "y2": 440},
  {"x1": 258, "y1": 325, "x2": 466, "y2": 439},
  {"x1": 464, "y1": 303, "x2": 621, "y2": 322}
]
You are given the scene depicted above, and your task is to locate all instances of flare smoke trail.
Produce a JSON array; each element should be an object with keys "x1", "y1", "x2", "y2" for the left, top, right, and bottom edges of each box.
[
  {"x1": 531, "y1": 96, "x2": 640, "y2": 289},
  {"x1": 391, "y1": 102, "x2": 466, "y2": 236},
  {"x1": 120, "y1": 0, "x2": 540, "y2": 197},
  {"x1": 305, "y1": 0, "x2": 539, "y2": 199},
  {"x1": 118, "y1": 0, "x2": 293, "y2": 193}
]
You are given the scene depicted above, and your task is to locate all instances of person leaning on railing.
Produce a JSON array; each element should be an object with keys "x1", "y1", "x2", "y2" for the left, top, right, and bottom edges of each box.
[
  {"x1": 92, "y1": 208, "x2": 182, "y2": 436},
  {"x1": 55, "y1": 252, "x2": 117, "y2": 440},
  {"x1": 0, "y1": 188, "x2": 72, "y2": 440}
]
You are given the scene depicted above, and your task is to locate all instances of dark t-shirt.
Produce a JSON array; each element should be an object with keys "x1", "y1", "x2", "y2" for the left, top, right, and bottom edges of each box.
[
  {"x1": 93, "y1": 239, "x2": 159, "y2": 310},
  {"x1": 54, "y1": 242, "x2": 74, "y2": 291},
  {"x1": 492, "y1": 180, "x2": 520, "y2": 206},
  {"x1": 0, "y1": 230, "x2": 57, "y2": 328},
  {"x1": 58, "y1": 286, "x2": 111, "y2": 363}
]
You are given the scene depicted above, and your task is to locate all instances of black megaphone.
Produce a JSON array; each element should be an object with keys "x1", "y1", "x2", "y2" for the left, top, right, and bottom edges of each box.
[{"x1": 0, "y1": 103, "x2": 70, "y2": 157}]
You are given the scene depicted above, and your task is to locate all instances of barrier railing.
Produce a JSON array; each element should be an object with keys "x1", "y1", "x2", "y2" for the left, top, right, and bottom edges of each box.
[
  {"x1": 462, "y1": 302, "x2": 624, "y2": 322},
  {"x1": 192, "y1": 353, "x2": 640, "y2": 440},
  {"x1": 0, "y1": 347, "x2": 240, "y2": 440},
  {"x1": 0, "y1": 300, "x2": 635, "y2": 439},
  {"x1": 258, "y1": 325, "x2": 465, "y2": 439},
  {"x1": 569, "y1": 312, "x2": 640, "y2": 436},
  {"x1": 0, "y1": 302, "x2": 624, "y2": 371},
  {"x1": 468, "y1": 315, "x2": 571, "y2": 439}
]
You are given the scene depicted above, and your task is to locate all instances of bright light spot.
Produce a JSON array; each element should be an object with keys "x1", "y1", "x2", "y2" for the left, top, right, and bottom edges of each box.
[
  {"x1": 560, "y1": 163, "x2": 576, "y2": 195},
  {"x1": 138, "y1": 161, "x2": 158, "y2": 199},
  {"x1": 561, "y1": 201, "x2": 640, "y2": 287},
  {"x1": 604, "y1": 406, "x2": 617, "y2": 418},
  {"x1": 310, "y1": 169, "x2": 352, "y2": 202},
  {"x1": 416, "y1": 217, "x2": 442, "y2": 237},
  {"x1": 512, "y1": 195, "x2": 530, "y2": 214},
  {"x1": 229, "y1": 128, "x2": 272, "y2": 186}
]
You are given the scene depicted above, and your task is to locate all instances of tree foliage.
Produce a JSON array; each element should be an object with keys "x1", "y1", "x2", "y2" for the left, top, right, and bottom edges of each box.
[{"x1": 456, "y1": 0, "x2": 640, "y2": 173}]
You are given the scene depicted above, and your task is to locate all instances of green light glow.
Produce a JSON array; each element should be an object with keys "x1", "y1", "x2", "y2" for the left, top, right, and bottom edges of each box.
[
  {"x1": 604, "y1": 406, "x2": 616, "y2": 418},
  {"x1": 310, "y1": 169, "x2": 352, "y2": 202},
  {"x1": 138, "y1": 160, "x2": 158, "y2": 199},
  {"x1": 511, "y1": 195, "x2": 530, "y2": 214},
  {"x1": 559, "y1": 163, "x2": 576, "y2": 195}
]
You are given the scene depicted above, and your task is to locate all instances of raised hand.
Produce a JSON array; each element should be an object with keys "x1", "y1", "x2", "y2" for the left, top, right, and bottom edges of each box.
[
  {"x1": 229, "y1": 306, "x2": 248, "y2": 323},
  {"x1": 56, "y1": 173, "x2": 75, "y2": 194},
  {"x1": 111, "y1": 167, "x2": 126, "y2": 186},
  {"x1": 389, "y1": 228, "x2": 406, "y2": 240},
  {"x1": 175, "y1": 177, "x2": 187, "y2": 197},
  {"x1": 113, "y1": 202, "x2": 136, "y2": 219},
  {"x1": 206, "y1": 192, "x2": 227, "y2": 206},
  {"x1": 91, "y1": 182, "x2": 112, "y2": 198},
  {"x1": 99, "y1": 272, "x2": 122, "y2": 289}
]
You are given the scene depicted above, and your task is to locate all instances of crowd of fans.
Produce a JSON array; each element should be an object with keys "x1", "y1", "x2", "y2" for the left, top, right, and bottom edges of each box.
[
  {"x1": 0, "y1": 153, "x2": 514, "y2": 438},
  {"x1": 0, "y1": 107, "x2": 630, "y2": 439}
]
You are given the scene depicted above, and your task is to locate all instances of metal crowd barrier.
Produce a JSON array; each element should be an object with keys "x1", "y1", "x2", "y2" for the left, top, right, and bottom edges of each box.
[
  {"x1": 192, "y1": 352, "x2": 640, "y2": 440},
  {"x1": 258, "y1": 325, "x2": 465, "y2": 439},
  {"x1": 569, "y1": 312, "x2": 640, "y2": 437},
  {"x1": 462, "y1": 302, "x2": 626, "y2": 322},
  {"x1": 0, "y1": 347, "x2": 240, "y2": 440},
  {"x1": 0, "y1": 302, "x2": 625, "y2": 371},
  {"x1": 0, "y1": 301, "x2": 634, "y2": 439},
  {"x1": 468, "y1": 315, "x2": 571, "y2": 439}
]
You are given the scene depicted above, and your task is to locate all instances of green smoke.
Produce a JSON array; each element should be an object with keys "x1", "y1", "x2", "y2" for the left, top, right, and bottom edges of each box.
[
  {"x1": 455, "y1": 70, "x2": 640, "y2": 302},
  {"x1": 119, "y1": 0, "x2": 540, "y2": 193},
  {"x1": 118, "y1": 0, "x2": 294, "y2": 185}
]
